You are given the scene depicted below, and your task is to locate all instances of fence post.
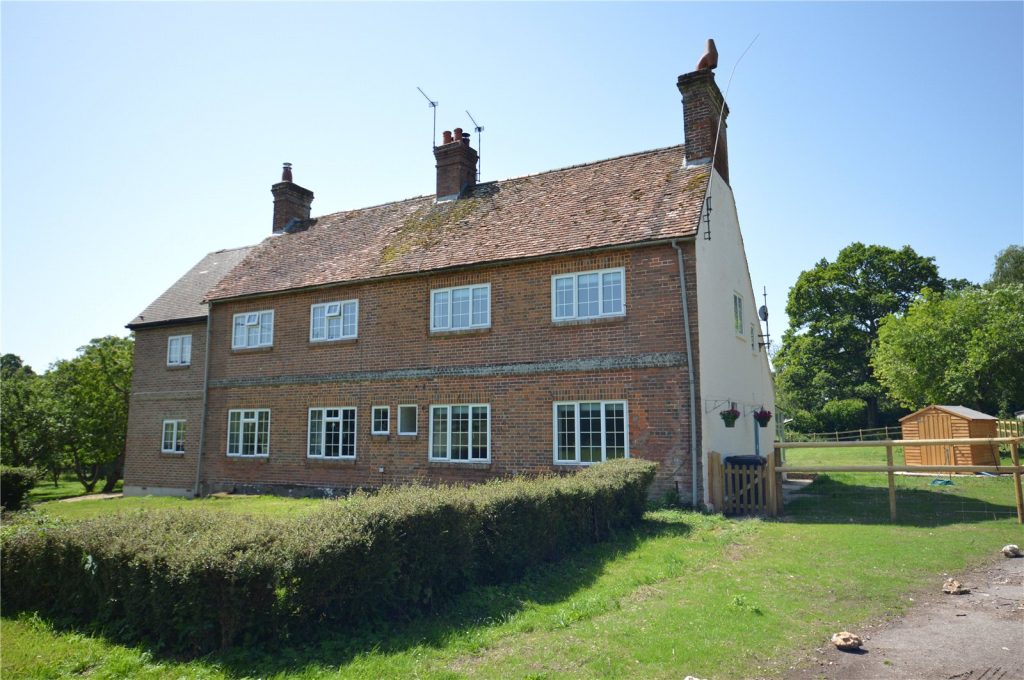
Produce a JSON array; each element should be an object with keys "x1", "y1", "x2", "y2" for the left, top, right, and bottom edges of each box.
[
  {"x1": 1011, "y1": 438, "x2": 1024, "y2": 525},
  {"x1": 766, "y1": 446, "x2": 778, "y2": 517},
  {"x1": 886, "y1": 444, "x2": 897, "y2": 522}
]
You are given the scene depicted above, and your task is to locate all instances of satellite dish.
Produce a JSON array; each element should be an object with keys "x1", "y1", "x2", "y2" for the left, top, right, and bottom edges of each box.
[{"x1": 758, "y1": 305, "x2": 769, "y2": 322}]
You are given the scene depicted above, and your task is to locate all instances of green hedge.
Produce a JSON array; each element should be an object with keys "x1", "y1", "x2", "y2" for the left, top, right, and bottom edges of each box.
[
  {"x1": 1, "y1": 459, "x2": 656, "y2": 653},
  {"x1": 1, "y1": 465, "x2": 40, "y2": 511}
]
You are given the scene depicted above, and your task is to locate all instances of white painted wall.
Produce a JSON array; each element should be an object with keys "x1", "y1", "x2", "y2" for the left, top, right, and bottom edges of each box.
[{"x1": 694, "y1": 168, "x2": 776, "y2": 506}]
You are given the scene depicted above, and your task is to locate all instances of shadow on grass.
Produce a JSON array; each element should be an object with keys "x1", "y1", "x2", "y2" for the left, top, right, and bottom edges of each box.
[
  {"x1": 27, "y1": 513, "x2": 694, "y2": 677},
  {"x1": 782, "y1": 475, "x2": 1019, "y2": 527}
]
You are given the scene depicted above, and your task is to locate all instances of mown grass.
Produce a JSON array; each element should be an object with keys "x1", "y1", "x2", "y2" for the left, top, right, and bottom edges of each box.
[
  {"x1": 3, "y1": 449, "x2": 1022, "y2": 679},
  {"x1": 26, "y1": 473, "x2": 123, "y2": 503},
  {"x1": 31, "y1": 491, "x2": 325, "y2": 522}
]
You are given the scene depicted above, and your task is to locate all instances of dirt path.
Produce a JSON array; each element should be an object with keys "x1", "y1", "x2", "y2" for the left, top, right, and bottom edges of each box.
[{"x1": 787, "y1": 555, "x2": 1024, "y2": 679}]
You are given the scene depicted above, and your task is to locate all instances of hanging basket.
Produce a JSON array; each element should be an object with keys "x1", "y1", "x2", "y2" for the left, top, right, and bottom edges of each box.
[
  {"x1": 720, "y1": 409, "x2": 741, "y2": 428},
  {"x1": 753, "y1": 409, "x2": 772, "y2": 428}
]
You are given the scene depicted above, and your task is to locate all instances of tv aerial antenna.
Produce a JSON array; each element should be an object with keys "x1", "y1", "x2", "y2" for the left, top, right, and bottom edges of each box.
[
  {"x1": 758, "y1": 286, "x2": 771, "y2": 352},
  {"x1": 466, "y1": 110, "x2": 484, "y2": 181},
  {"x1": 416, "y1": 87, "x2": 438, "y2": 148}
]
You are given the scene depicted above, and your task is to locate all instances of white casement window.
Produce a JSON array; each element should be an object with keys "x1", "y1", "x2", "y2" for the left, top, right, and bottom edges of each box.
[
  {"x1": 398, "y1": 404, "x2": 418, "y2": 435},
  {"x1": 227, "y1": 409, "x2": 270, "y2": 457},
  {"x1": 551, "y1": 267, "x2": 625, "y2": 321},
  {"x1": 232, "y1": 310, "x2": 274, "y2": 349},
  {"x1": 750, "y1": 322, "x2": 758, "y2": 352},
  {"x1": 166, "y1": 335, "x2": 192, "y2": 366},
  {"x1": 161, "y1": 419, "x2": 186, "y2": 453},
  {"x1": 733, "y1": 293, "x2": 744, "y2": 336},
  {"x1": 371, "y1": 406, "x2": 390, "y2": 435},
  {"x1": 431, "y1": 284, "x2": 490, "y2": 331},
  {"x1": 310, "y1": 300, "x2": 358, "y2": 342},
  {"x1": 429, "y1": 404, "x2": 490, "y2": 462},
  {"x1": 553, "y1": 401, "x2": 629, "y2": 464},
  {"x1": 308, "y1": 408, "x2": 356, "y2": 459}
]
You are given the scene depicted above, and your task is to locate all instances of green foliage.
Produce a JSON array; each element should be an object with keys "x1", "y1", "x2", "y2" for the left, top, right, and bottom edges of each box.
[
  {"x1": 775, "y1": 242, "x2": 947, "y2": 430},
  {"x1": 873, "y1": 284, "x2": 1024, "y2": 415},
  {"x1": 1, "y1": 460, "x2": 656, "y2": 654},
  {"x1": 0, "y1": 465, "x2": 41, "y2": 511},
  {"x1": 989, "y1": 244, "x2": 1024, "y2": 286}
]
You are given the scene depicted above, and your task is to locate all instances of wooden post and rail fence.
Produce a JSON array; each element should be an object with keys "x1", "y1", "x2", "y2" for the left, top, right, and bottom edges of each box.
[{"x1": 708, "y1": 435, "x2": 1024, "y2": 524}]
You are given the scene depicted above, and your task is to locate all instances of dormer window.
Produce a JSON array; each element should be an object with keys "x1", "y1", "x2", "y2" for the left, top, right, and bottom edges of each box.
[
  {"x1": 232, "y1": 310, "x2": 274, "y2": 349},
  {"x1": 310, "y1": 300, "x2": 358, "y2": 341}
]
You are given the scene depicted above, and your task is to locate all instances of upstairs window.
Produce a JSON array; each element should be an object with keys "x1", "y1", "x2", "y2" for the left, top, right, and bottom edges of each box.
[
  {"x1": 310, "y1": 300, "x2": 358, "y2": 341},
  {"x1": 161, "y1": 419, "x2": 186, "y2": 453},
  {"x1": 308, "y1": 407, "x2": 356, "y2": 458},
  {"x1": 733, "y1": 294, "x2": 744, "y2": 336},
  {"x1": 232, "y1": 311, "x2": 274, "y2": 349},
  {"x1": 166, "y1": 335, "x2": 192, "y2": 366},
  {"x1": 227, "y1": 409, "x2": 270, "y2": 456},
  {"x1": 431, "y1": 284, "x2": 490, "y2": 331},
  {"x1": 429, "y1": 404, "x2": 489, "y2": 462},
  {"x1": 554, "y1": 401, "x2": 628, "y2": 464},
  {"x1": 398, "y1": 405, "x2": 418, "y2": 435},
  {"x1": 552, "y1": 268, "x2": 625, "y2": 321}
]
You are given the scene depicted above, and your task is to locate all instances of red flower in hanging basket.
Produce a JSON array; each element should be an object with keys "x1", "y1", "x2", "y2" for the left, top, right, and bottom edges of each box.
[
  {"x1": 720, "y1": 407, "x2": 741, "y2": 427},
  {"x1": 753, "y1": 408, "x2": 773, "y2": 427}
]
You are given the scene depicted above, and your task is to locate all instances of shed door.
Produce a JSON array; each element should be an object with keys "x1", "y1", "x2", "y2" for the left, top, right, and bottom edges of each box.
[{"x1": 919, "y1": 412, "x2": 952, "y2": 466}]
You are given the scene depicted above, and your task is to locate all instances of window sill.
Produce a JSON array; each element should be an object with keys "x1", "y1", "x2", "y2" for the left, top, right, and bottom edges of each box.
[
  {"x1": 371, "y1": 431, "x2": 390, "y2": 437},
  {"x1": 309, "y1": 338, "x2": 358, "y2": 348},
  {"x1": 306, "y1": 456, "x2": 357, "y2": 463},
  {"x1": 231, "y1": 346, "x2": 273, "y2": 355},
  {"x1": 552, "y1": 315, "x2": 626, "y2": 327},
  {"x1": 428, "y1": 459, "x2": 492, "y2": 468},
  {"x1": 429, "y1": 327, "x2": 491, "y2": 338},
  {"x1": 225, "y1": 453, "x2": 270, "y2": 459},
  {"x1": 165, "y1": 364, "x2": 192, "y2": 370},
  {"x1": 398, "y1": 432, "x2": 418, "y2": 437},
  {"x1": 159, "y1": 451, "x2": 186, "y2": 457}
]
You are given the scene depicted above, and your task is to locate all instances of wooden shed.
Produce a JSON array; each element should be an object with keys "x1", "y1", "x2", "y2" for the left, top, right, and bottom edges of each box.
[{"x1": 900, "y1": 405, "x2": 998, "y2": 467}]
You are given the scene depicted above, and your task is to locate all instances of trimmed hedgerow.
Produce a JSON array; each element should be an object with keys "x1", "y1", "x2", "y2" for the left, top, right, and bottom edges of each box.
[
  {"x1": 1, "y1": 459, "x2": 656, "y2": 654},
  {"x1": 1, "y1": 465, "x2": 40, "y2": 511}
]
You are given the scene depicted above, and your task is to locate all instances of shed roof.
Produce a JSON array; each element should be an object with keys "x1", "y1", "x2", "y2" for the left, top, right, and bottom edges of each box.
[
  {"x1": 127, "y1": 246, "x2": 253, "y2": 328},
  {"x1": 899, "y1": 405, "x2": 997, "y2": 422},
  {"x1": 206, "y1": 145, "x2": 709, "y2": 302}
]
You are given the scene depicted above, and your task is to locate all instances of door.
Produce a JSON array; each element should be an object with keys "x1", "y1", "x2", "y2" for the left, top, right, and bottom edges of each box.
[{"x1": 918, "y1": 412, "x2": 952, "y2": 466}]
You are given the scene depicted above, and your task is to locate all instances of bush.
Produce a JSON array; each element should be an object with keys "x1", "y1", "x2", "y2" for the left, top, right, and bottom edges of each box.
[
  {"x1": 1, "y1": 459, "x2": 657, "y2": 654},
  {"x1": 1, "y1": 465, "x2": 40, "y2": 511}
]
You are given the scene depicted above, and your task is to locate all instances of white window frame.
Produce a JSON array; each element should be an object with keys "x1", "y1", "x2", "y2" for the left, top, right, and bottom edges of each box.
[
  {"x1": 232, "y1": 310, "x2": 274, "y2": 349},
  {"x1": 750, "y1": 322, "x2": 759, "y2": 353},
  {"x1": 398, "y1": 404, "x2": 418, "y2": 436},
  {"x1": 733, "y1": 293, "x2": 744, "y2": 337},
  {"x1": 430, "y1": 283, "x2": 491, "y2": 332},
  {"x1": 428, "y1": 403, "x2": 491, "y2": 462},
  {"x1": 307, "y1": 407, "x2": 357, "y2": 459},
  {"x1": 552, "y1": 401, "x2": 630, "y2": 465},
  {"x1": 161, "y1": 419, "x2": 186, "y2": 453},
  {"x1": 551, "y1": 267, "x2": 626, "y2": 321},
  {"x1": 226, "y1": 409, "x2": 271, "y2": 457},
  {"x1": 371, "y1": 405, "x2": 390, "y2": 435},
  {"x1": 166, "y1": 335, "x2": 192, "y2": 366},
  {"x1": 309, "y1": 299, "x2": 359, "y2": 342}
]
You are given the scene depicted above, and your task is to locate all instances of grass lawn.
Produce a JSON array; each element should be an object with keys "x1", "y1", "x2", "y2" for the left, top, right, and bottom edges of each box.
[
  {"x1": 30, "y1": 491, "x2": 326, "y2": 522},
  {"x1": 3, "y1": 447, "x2": 1022, "y2": 679},
  {"x1": 26, "y1": 473, "x2": 124, "y2": 503}
]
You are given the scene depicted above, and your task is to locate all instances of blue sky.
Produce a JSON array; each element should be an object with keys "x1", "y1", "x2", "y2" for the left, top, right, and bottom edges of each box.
[{"x1": 2, "y1": 2, "x2": 1022, "y2": 372}]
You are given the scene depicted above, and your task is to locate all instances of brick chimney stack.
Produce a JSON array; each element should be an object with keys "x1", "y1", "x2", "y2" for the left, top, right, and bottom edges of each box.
[
  {"x1": 433, "y1": 128, "x2": 478, "y2": 200},
  {"x1": 271, "y1": 163, "x2": 315, "y2": 234},
  {"x1": 676, "y1": 68, "x2": 730, "y2": 184}
]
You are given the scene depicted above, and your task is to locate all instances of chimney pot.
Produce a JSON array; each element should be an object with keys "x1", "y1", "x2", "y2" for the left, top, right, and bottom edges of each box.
[
  {"x1": 282, "y1": 162, "x2": 293, "y2": 182},
  {"x1": 442, "y1": 130, "x2": 453, "y2": 145},
  {"x1": 453, "y1": 127, "x2": 463, "y2": 140}
]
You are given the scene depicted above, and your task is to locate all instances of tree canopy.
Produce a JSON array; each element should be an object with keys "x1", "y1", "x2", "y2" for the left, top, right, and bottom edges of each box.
[
  {"x1": 873, "y1": 284, "x2": 1024, "y2": 416},
  {"x1": 990, "y1": 244, "x2": 1024, "y2": 286},
  {"x1": 774, "y1": 242, "x2": 947, "y2": 431}
]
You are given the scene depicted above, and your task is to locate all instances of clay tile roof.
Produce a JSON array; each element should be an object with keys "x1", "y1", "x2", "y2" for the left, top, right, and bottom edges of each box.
[
  {"x1": 206, "y1": 145, "x2": 709, "y2": 301},
  {"x1": 128, "y1": 246, "x2": 254, "y2": 328}
]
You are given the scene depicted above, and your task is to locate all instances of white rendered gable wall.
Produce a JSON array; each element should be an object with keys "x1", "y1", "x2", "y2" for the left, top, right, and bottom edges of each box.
[{"x1": 694, "y1": 169, "x2": 776, "y2": 507}]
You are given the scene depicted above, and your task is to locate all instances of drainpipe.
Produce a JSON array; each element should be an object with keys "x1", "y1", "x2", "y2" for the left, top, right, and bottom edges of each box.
[
  {"x1": 193, "y1": 304, "x2": 213, "y2": 498},
  {"x1": 672, "y1": 239, "x2": 699, "y2": 506}
]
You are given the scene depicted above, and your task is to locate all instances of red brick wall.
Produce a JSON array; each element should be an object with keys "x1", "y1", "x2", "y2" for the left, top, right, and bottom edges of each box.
[
  {"x1": 124, "y1": 322, "x2": 205, "y2": 493},
  {"x1": 199, "y1": 242, "x2": 702, "y2": 499}
]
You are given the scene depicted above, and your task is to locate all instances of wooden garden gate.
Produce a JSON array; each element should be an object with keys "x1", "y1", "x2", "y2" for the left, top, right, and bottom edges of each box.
[{"x1": 707, "y1": 451, "x2": 782, "y2": 517}]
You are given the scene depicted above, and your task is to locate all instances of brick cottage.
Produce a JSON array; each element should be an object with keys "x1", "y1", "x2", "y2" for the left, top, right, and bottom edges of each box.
[{"x1": 124, "y1": 56, "x2": 775, "y2": 506}]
